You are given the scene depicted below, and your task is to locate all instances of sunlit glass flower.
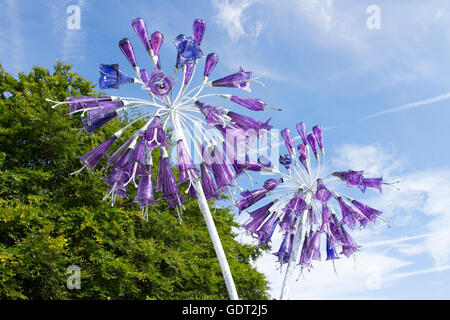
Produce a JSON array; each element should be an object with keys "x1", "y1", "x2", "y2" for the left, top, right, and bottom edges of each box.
[
  {"x1": 236, "y1": 122, "x2": 397, "y2": 299},
  {"x1": 46, "y1": 17, "x2": 278, "y2": 301}
]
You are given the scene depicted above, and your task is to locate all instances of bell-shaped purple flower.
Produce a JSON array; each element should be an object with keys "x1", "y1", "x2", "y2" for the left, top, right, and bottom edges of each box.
[
  {"x1": 333, "y1": 170, "x2": 365, "y2": 192},
  {"x1": 196, "y1": 101, "x2": 227, "y2": 128},
  {"x1": 212, "y1": 67, "x2": 252, "y2": 92},
  {"x1": 296, "y1": 122, "x2": 308, "y2": 145},
  {"x1": 146, "y1": 68, "x2": 176, "y2": 98},
  {"x1": 66, "y1": 96, "x2": 112, "y2": 114},
  {"x1": 209, "y1": 147, "x2": 236, "y2": 191},
  {"x1": 80, "y1": 135, "x2": 118, "y2": 171},
  {"x1": 340, "y1": 227, "x2": 360, "y2": 257},
  {"x1": 279, "y1": 154, "x2": 292, "y2": 170},
  {"x1": 298, "y1": 233, "x2": 313, "y2": 268},
  {"x1": 82, "y1": 111, "x2": 118, "y2": 135},
  {"x1": 141, "y1": 116, "x2": 170, "y2": 150},
  {"x1": 244, "y1": 203, "x2": 272, "y2": 234},
  {"x1": 86, "y1": 101, "x2": 122, "y2": 125},
  {"x1": 119, "y1": 38, "x2": 138, "y2": 68},
  {"x1": 132, "y1": 18, "x2": 151, "y2": 52},
  {"x1": 230, "y1": 96, "x2": 266, "y2": 111},
  {"x1": 236, "y1": 188, "x2": 269, "y2": 213},
  {"x1": 200, "y1": 162, "x2": 220, "y2": 201},
  {"x1": 352, "y1": 200, "x2": 382, "y2": 223},
  {"x1": 227, "y1": 111, "x2": 272, "y2": 132},
  {"x1": 319, "y1": 204, "x2": 333, "y2": 233},
  {"x1": 281, "y1": 128, "x2": 295, "y2": 157},
  {"x1": 315, "y1": 179, "x2": 332, "y2": 204},
  {"x1": 193, "y1": 19, "x2": 206, "y2": 46},
  {"x1": 274, "y1": 232, "x2": 294, "y2": 265},
  {"x1": 263, "y1": 178, "x2": 283, "y2": 191},
  {"x1": 177, "y1": 139, "x2": 198, "y2": 183},
  {"x1": 309, "y1": 231, "x2": 321, "y2": 261},
  {"x1": 134, "y1": 165, "x2": 156, "y2": 207},
  {"x1": 99, "y1": 64, "x2": 134, "y2": 89},
  {"x1": 204, "y1": 53, "x2": 218, "y2": 78},
  {"x1": 174, "y1": 34, "x2": 205, "y2": 69},
  {"x1": 362, "y1": 177, "x2": 383, "y2": 193},
  {"x1": 256, "y1": 213, "x2": 279, "y2": 245},
  {"x1": 326, "y1": 235, "x2": 340, "y2": 261},
  {"x1": 337, "y1": 197, "x2": 359, "y2": 230},
  {"x1": 156, "y1": 153, "x2": 183, "y2": 208}
]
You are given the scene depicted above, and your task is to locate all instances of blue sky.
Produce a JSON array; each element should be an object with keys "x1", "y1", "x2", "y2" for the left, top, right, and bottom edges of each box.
[{"x1": 1, "y1": 0, "x2": 450, "y2": 299}]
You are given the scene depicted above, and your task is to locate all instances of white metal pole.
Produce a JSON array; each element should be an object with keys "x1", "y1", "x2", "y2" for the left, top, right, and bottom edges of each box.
[
  {"x1": 280, "y1": 191, "x2": 313, "y2": 300},
  {"x1": 192, "y1": 178, "x2": 240, "y2": 300}
]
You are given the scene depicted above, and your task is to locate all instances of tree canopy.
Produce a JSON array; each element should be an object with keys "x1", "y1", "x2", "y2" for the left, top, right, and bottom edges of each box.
[{"x1": 0, "y1": 62, "x2": 270, "y2": 300}]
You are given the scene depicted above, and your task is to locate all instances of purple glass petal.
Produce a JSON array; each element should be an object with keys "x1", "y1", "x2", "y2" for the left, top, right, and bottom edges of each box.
[
  {"x1": 66, "y1": 96, "x2": 112, "y2": 114},
  {"x1": 134, "y1": 166, "x2": 156, "y2": 207},
  {"x1": 281, "y1": 128, "x2": 295, "y2": 156},
  {"x1": 86, "y1": 101, "x2": 122, "y2": 125},
  {"x1": 326, "y1": 235, "x2": 340, "y2": 260},
  {"x1": 263, "y1": 178, "x2": 282, "y2": 191},
  {"x1": 362, "y1": 177, "x2": 383, "y2": 193},
  {"x1": 132, "y1": 17, "x2": 151, "y2": 52},
  {"x1": 184, "y1": 63, "x2": 194, "y2": 85},
  {"x1": 256, "y1": 213, "x2": 279, "y2": 245},
  {"x1": 177, "y1": 139, "x2": 198, "y2": 183},
  {"x1": 211, "y1": 67, "x2": 252, "y2": 92},
  {"x1": 227, "y1": 111, "x2": 272, "y2": 132},
  {"x1": 141, "y1": 116, "x2": 169, "y2": 150},
  {"x1": 230, "y1": 96, "x2": 266, "y2": 111},
  {"x1": 337, "y1": 197, "x2": 358, "y2": 230},
  {"x1": 157, "y1": 155, "x2": 183, "y2": 208},
  {"x1": 205, "y1": 146, "x2": 235, "y2": 191},
  {"x1": 195, "y1": 101, "x2": 227, "y2": 128},
  {"x1": 82, "y1": 111, "x2": 118, "y2": 135},
  {"x1": 200, "y1": 162, "x2": 220, "y2": 201},
  {"x1": 319, "y1": 204, "x2": 333, "y2": 233},
  {"x1": 309, "y1": 231, "x2": 321, "y2": 261},
  {"x1": 204, "y1": 53, "x2": 218, "y2": 78},
  {"x1": 307, "y1": 133, "x2": 318, "y2": 157},
  {"x1": 296, "y1": 122, "x2": 308, "y2": 145},
  {"x1": 352, "y1": 200, "x2": 382, "y2": 223},
  {"x1": 274, "y1": 232, "x2": 294, "y2": 265},
  {"x1": 236, "y1": 188, "x2": 268, "y2": 213},
  {"x1": 80, "y1": 136, "x2": 118, "y2": 171},
  {"x1": 119, "y1": 38, "x2": 138, "y2": 68},
  {"x1": 298, "y1": 234, "x2": 313, "y2": 268},
  {"x1": 312, "y1": 125, "x2": 324, "y2": 151},
  {"x1": 151, "y1": 31, "x2": 164, "y2": 56},
  {"x1": 314, "y1": 179, "x2": 332, "y2": 204},
  {"x1": 193, "y1": 19, "x2": 206, "y2": 46},
  {"x1": 245, "y1": 206, "x2": 271, "y2": 234},
  {"x1": 147, "y1": 69, "x2": 176, "y2": 98},
  {"x1": 340, "y1": 227, "x2": 360, "y2": 257}
]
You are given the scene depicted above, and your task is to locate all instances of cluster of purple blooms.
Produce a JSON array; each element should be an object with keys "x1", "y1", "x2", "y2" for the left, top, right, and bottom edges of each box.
[
  {"x1": 49, "y1": 18, "x2": 276, "y2": 220},
  {"x1": 238, "y1": 122, "x2": 391, "y2": 270}
]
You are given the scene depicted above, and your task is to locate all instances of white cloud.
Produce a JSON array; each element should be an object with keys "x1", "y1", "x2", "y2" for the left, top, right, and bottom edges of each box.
[{"x1": 212, "y1": 0, "x2": 264, "y2": 41}]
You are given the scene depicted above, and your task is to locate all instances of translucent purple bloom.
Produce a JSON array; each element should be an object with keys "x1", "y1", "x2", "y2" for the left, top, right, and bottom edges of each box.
[
  {"x1": 177, "y1": 139, "x2": 198, "y2": 183},
  {"x1": 212, "y1": 67, "x2": 252, "y2": 92},
  {"x1": 204, "y1": 53, "x2": 218, "y2": 78},
  {"x1": 146, "y1": 69, "x2": 176, "y2": 98},
  {"x1": 296, "y1": 122, "x2": 308, "y2": 145},
  {"x1": 362, "y1": 177, "x2": 383, "y2": 193},
  {"x1": 80, "y1": 135, "x2": 118, "y2": 171},
  {"x1": 196, "y1": 101, "x2": 227, "y2": 128},
  {"x1": 200, "y1": 162, "x2": 219, "y2": 201},
  {"x1": 132, "y1": 18, "x2": 151, "y2": 52},
  {"x1": 193, "y1": 19, "x2": 206, "y2": 46},
  {"x1": 99, "y1": 64, "x2": 134, "y2": 89},
  {"x1": 230, "y1": 96, "x2": 266, "y2": 111},
  {"x1": 119, "y1": 38, "x2": 138, "y2": 68},
  {"x1": 312, "y1": 125, "x2": 324, "y2": 152},
  {"x1": 156, "y1": 154, "x2": 183, "y2": 208},
  {"x1": 66, "y1": 96, "x2": 112, "y2": 114},
  {"x1": 174, "y1": 34, "x2": 205, "y2": 69},
  {"x1": 227, "y1": 111, "x2": 272, "y2": 132},
  {"x1": 141, "y1": 116, "x2": 169, "y2": 150},
  {"x1": 307, "y1": 132, "x2": 318, "y2": 159},
  {"x1": 150, "y1": 31, "x2": 164, "y2": 59},
  {"x1": 134, "y1": 165, "x2": 156, "y2": 207}
]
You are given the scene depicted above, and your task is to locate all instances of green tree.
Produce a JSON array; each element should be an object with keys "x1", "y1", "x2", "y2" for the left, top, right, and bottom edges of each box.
[{"x1": 0, "y1": 62, "x2": 270, "y2": 300}]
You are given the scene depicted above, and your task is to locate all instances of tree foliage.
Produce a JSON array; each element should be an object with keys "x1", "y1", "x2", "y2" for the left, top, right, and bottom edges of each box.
[{"x1": 0, "y1": 62, "x2": 270, "y2": 300}]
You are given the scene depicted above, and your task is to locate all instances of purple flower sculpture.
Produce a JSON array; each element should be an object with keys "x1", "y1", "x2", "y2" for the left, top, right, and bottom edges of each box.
[
  {"x1": 236, "y1": 122, "x2": 395, "y2": 299},
  {"x1": 47, "y1": 18, "x2": 276, "y2": 301}
]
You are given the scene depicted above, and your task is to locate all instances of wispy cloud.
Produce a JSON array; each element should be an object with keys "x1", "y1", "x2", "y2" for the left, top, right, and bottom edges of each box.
[
  {"x1": 212, "y1": 0, "x2": 264, "y2": 41},
  {"x1": 360, "y1": 92, "x2": 450, "y2": 121},
  {"x1": 0, "y1": 0, "x2": 25, "y2": 74}
]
